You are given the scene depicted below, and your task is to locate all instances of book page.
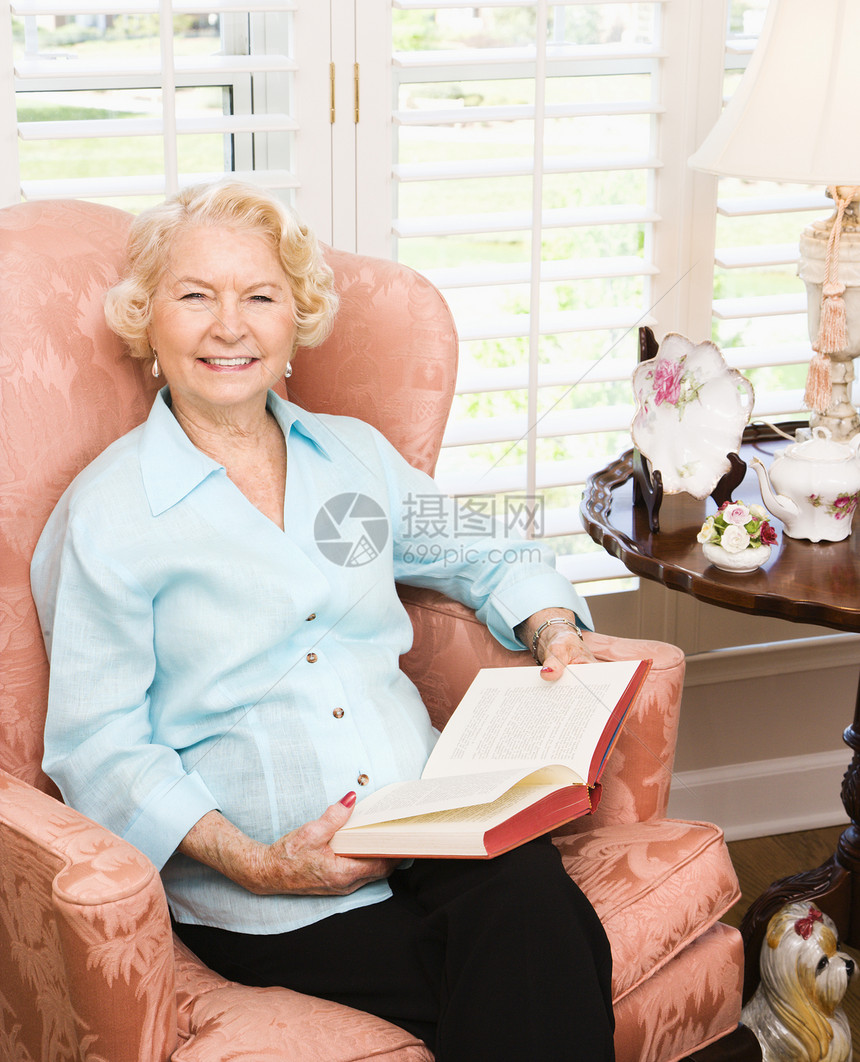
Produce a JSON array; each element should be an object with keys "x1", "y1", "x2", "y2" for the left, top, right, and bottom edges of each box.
[
  {"x1": 423, "y1": 661, "x2": 639, "y2": 782},
  {"x1": 340, "y1": 782, "x2": 567, "y2": 834},
  {"x1": 343, "y1": 766, "x2": 575, "y2": 829}
]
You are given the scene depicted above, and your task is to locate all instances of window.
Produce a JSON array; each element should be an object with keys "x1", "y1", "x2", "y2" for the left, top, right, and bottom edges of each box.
[
  {"x1": 4, "y1": 0, "x2": 300, "y2": 213},
  {"x1": 385, "y1": 2, "x2": 668, "y2": 593},
  {"x1": 375, "y1": 0, "x2": 830, "y2": 600},
  {"x1": 2, "y1": 0, "x2": 837, "y2": 609}
]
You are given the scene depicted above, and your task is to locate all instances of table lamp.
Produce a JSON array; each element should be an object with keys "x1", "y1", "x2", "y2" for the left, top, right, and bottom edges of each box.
[{"x1": 689, "y1": 0, "x2": 860, "y2": 441}]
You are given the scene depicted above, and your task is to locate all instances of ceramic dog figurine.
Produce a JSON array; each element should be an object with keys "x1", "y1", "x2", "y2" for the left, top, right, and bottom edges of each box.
[{"x1": 741, "y1": 902, "x2": 856, "y2": 1061}]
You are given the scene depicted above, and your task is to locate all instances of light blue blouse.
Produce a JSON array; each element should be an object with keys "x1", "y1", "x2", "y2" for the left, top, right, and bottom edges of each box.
[{"x1": 31, "y1": 389, "x2": 591, "y2": 934}]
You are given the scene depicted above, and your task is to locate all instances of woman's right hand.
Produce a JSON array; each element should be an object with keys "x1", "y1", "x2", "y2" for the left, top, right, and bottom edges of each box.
[
  {"x1": 179, "y1": 797, "x2": 398, "y2": 898},
  {"x1": 250, "y1": 792, "x2": 399, "y2": 896}
]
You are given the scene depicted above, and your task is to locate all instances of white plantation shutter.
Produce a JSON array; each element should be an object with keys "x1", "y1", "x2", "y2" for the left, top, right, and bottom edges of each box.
[
  {"x1": 4, "y1": 0, "x2": 300, "y2": 209},
  {"x1": 387, "y1": 1, "x2": 676, "y2": 589},
  {"x1": 382, "y1": 0, "x2": 824, "y2": 593}
]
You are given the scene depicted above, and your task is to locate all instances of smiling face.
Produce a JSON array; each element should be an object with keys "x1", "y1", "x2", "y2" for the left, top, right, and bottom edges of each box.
[{"x1": 147, "y1": 224, "x2": 297, "y2": 427}]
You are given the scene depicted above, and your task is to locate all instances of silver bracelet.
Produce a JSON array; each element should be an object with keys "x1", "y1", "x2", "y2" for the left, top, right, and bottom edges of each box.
[{"x1": 530, "y1": 617, "x2": 583, "y2": 663}]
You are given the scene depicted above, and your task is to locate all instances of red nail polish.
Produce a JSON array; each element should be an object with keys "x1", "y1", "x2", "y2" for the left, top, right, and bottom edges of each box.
[
  {"x1": 541, "y1": 666, "x2": 554, "y2": 675},
  {"x1": 339, "y1": 791, "x2": 357, "y2": 808}
]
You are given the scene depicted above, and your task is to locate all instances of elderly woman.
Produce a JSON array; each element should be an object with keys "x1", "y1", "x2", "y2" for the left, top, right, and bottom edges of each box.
[{"x1": 31, "y1": 182, "x2": 614, "y2": 1061}]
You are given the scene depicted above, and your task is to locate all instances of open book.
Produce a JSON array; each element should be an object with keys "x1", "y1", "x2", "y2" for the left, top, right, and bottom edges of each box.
[{"x1": 330, "y1": 658, "x2": 651, "y2": 859}]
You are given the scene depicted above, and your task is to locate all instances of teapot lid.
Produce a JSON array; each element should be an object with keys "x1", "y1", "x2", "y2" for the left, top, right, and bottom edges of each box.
[{"x1": 784, "y1": 426, "x2": 857, "y2": 462}]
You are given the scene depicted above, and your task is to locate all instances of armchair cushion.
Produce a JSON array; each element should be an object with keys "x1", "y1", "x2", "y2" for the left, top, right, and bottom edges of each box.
[
  {"x1": 559, "y1": 820, "x2": 739, "y2": 1001},
  {"x1": 173, "y1": 940, "x2": 431, "y2": 1062},
  {"x1": 614, "y1": 922, "x2": 745, "y2": 1062}
]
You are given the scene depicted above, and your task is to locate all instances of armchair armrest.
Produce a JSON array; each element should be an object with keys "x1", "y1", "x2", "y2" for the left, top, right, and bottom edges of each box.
[
  {"x1": 0, "y1": 769, "x2": 177, "y2": 1062},
  {"x1": 397, "y1": 585, "x2": 685, "y2": 826}
]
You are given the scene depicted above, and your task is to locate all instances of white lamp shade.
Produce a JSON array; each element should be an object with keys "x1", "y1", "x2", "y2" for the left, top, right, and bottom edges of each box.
[{"x1": 689, "y1": 0, "x2": 860, "y2": 185}]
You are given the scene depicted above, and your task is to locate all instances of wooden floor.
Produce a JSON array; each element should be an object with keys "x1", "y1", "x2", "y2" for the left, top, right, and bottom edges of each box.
[{"x1": 725, "y1": 825, "x2": 859, "y2": 1054}]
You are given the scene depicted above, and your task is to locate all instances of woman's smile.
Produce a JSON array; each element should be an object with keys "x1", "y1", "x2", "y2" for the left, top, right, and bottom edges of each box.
[{"x1": 199, "y1": 356, "x2": 258, "y2": 368}]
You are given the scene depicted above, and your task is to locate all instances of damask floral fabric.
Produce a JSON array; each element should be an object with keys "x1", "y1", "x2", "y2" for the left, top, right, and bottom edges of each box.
[{"x1": 0, "y1": 198, "x2": 744, "y2": 1062}]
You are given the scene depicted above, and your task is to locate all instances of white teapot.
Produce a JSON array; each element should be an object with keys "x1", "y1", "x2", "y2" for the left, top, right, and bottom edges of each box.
[{"x1": 752, "y1": 427, "x2": 860, "y2": 542}]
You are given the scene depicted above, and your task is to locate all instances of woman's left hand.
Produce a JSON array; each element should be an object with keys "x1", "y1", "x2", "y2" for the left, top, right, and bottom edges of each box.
[
  {"x1": 538, "y1": 625, "x2": 596, "y2": 678},
  {"x1": 515, "y1": 608, "x2": 597, "y2": 681}
]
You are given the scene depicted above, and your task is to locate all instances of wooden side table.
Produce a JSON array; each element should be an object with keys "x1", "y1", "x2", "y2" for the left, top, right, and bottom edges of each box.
[{"x1": 581, "y1": 424, "x2": 860, "y2": 1000}]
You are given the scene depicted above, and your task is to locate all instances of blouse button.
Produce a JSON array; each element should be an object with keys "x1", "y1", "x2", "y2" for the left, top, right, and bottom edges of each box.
[
  {"x1": 332, "y1": 707, "x2": 344, "y2": 719},
  {"x1": 306, "y1": 652, "x2": 317, "y2": 663},
  {"x1": 357, "y1": 773, "x2": 370, "y2": 786},
  {"x1": 306, "y1": 613, "x2": 316, "y2": 621}
]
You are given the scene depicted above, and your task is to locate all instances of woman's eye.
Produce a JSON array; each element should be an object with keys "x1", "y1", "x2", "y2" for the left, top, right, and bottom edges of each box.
[
  {"x1": 250, "y1": 295, "x2": 272, "y2": 303},
  {"x1": 181, "y1": 292, "x2": 205, "y2": 301}
]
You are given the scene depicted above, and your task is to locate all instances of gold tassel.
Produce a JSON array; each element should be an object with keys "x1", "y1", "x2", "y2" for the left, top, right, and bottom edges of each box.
[{"x1": 804, "y1": 350, "x2": 832, "y2": 413}]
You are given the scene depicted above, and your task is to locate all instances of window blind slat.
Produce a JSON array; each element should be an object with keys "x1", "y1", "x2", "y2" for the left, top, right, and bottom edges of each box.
[
  {"x1": 456, "y1": 307, "x2": 655, "y2": 343},
  {"x1": 15, "y1": 54, "x2": 296, "y2": 79},
  {"x1": 394, "y1": 44, "x2": 665, "y2": 70},
  {"x1": 712, "y1": 293, "x2": 807, "y2": 320},
  {"x1": 456, "y1": 358, "x2": 642, "y2": 395},
  {"x1": 714, "y1": 243, "x2": 800, "y2": 268},
  {"x1": 424, "y1": 255, "x2": 657, "y2": 289},
  {"x1": 541, "y1": 505, "x2": 586, "y2": 539},
  {"x1": 437, "y1": 456, "x2": 605, "y2": 498},
  {"x1": 18, "y1": 113, "x2": 298, "y2": 140},
  {"x1": 726, "y1": 343, "x2": 812, "y2": 369},
  {"x1": 394, "y1": 100, "x2": 663, "y2": 127},
  {"x1": 394, "y1": 0, "x2": 667, "y2": 7},
  {"x1": 717, "y1": 193, "x2": 830, "y2": 217},
  {"x1": 557, "y1": 552, "x2": 633, "y2": 586},
  {"x1": 20, "y1": 169, "x2": 299, "y2": 200},
  {"x1": 751, "y1": 391, "x2": 807, "y2": 419},
  {"x1": 12, "y1": 0, "x2": 295, "y2": 11},
  {"x1": 442, "y1": 403, "x2": 639, "y2": 448},
  {"x1": 394, "y1": 154, "x2": 661, "y2": 183},
  {"x1": 394, "y1": 204, "x2": 660, "y2": 238}
]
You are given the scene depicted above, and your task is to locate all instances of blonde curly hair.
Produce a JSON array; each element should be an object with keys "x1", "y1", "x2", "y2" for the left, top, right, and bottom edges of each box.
[{"x1": 104, "y1": 181, "x2": 339, "y2": 361}]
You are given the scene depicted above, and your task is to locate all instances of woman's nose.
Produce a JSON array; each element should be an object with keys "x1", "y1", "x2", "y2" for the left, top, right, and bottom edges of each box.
[{"x1": 209, "y1": 298, "x2": 248, "y2": 341}]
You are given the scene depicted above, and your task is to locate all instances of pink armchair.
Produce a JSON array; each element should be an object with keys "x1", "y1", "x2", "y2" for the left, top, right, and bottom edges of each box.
[{"x1": 1, "y1": 199, "x2": 752, "y2": 1061}]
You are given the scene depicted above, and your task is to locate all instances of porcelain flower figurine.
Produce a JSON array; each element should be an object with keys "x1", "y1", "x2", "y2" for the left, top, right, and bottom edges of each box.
[{"x1": 698, "y1": 500, "x2": 777, "y2": 572}]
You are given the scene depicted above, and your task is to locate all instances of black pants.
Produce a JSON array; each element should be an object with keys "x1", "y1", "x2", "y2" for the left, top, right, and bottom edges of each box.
[{"x1": 173, "y1": 838, "x2": 614, "y2": 1061}]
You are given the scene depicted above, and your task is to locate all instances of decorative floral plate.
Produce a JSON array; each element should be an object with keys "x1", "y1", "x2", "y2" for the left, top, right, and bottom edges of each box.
[{"x1": 631, "y1": 334, "x2": 755, "y2": 499}]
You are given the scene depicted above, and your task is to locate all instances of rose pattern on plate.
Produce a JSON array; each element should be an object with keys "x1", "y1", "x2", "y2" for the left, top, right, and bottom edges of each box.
[{"x1": 644, "y1": 357, "x2": 705, "y2": 420}]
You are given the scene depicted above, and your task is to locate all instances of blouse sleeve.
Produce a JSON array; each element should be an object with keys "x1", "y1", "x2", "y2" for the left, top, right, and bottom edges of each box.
[
  {"x1": 370, "y1": 431, "x2": 593, "y2": 651},
  {"x1": 31, "y1": 507, "x2": 218, "y2": 870}
]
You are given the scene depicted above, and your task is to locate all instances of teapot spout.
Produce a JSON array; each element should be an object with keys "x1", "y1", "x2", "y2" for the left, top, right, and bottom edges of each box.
[{"x1": 752, "y1": 457, "x2": 799, "y2": 526}]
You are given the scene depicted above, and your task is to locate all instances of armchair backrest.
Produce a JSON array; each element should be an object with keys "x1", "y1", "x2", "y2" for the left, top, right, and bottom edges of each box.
[{"x1": 0, "y1": 198, "x2": 458, "y2": 795}]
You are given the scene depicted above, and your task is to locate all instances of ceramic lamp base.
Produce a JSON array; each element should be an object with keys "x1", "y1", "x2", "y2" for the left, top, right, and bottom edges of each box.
[{"x1": 702, "y1": 542, "x2": 771, "y2": 572}]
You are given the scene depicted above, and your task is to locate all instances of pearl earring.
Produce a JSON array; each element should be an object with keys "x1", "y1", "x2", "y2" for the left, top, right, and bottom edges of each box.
[
  {"x1": 152, "y1": 354, "x2": 160, "y2": 379},
  {"x1": 284, "y1": 362, "x2": 293, "y2": 379}
]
